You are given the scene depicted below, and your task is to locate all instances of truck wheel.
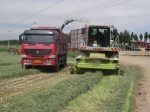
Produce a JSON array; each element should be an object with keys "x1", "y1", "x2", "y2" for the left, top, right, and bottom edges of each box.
[
  {"x1": 25, "y1": 65, "x2": 30, "y2": 69},
  {"x1": 64, "y1": 55, "x2": 67, "y2": 66},
  {"x1": 70, "y1": 68, "x2": 74, "y2": 74},
  {"x1": 60, "y1": 55, "x2": 67, "y2": 68},
  {"x1": 52, "y1": 63, "x2": 59, "y2": 72}
]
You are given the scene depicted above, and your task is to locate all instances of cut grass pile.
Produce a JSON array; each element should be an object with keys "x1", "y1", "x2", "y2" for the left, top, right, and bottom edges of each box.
[{"x1": 0, "y1": 72, "x2": 103, "y2": 112}]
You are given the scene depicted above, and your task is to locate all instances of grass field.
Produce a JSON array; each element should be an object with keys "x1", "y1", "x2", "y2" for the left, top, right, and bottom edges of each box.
[{"x1": 0, "y1": 51, "x2": 142, "y2": 112}]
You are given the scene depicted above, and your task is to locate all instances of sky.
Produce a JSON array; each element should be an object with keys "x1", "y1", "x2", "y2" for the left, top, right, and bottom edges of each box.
[{"x1": 0, "y1": 0, "x2": 150, "y2": 40}]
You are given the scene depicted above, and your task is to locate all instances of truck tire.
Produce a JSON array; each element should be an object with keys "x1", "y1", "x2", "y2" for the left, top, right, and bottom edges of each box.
[
  {"x1": 25, "y1": 65, "x2": 31, "y2": 69},
  {"x1": 52, "y1": 62, "x2": 59, "y2": 72},
  {"x1": 60, "y1": 55, "x2": 67, "y2": 68},
  {"x1": 64, "y1": 55, "x2": 67, "y2": 66}
]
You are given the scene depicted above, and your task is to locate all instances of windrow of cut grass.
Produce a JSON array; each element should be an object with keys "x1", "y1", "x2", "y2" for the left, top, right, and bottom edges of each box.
[
  {"x1": 0, "y1": 72, "x2": 103, "y2": 112},
  {"x1": 0, "y1": 69, "x2": 41, "y2": 79},
  {"x1": 101, "y1": 65, "x2": 142, "y2": 112},
  {"x1": 60, "y1": 65, "x2": 142, "y2": 112}
]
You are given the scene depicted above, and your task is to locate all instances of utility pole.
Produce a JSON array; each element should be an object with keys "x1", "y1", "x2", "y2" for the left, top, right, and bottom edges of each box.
[{"x1": 8, "y1": 30, "x2": 10, "y2": 47}]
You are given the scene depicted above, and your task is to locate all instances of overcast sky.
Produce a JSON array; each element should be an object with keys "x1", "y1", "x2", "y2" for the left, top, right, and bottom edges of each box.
[{"x1": 0, "y1": 0, "x2": 149, "y2": 40}]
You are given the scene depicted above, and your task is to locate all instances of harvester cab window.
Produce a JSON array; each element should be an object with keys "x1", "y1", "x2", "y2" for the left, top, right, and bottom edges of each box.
[{"x1": 89, "y1": 27, "x2": 110, "y2": 47}]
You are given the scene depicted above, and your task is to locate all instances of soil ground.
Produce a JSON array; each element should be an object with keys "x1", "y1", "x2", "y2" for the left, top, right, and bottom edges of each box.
[{"x1": 119, "y1": 51, "x2": 150, "y2": 112}]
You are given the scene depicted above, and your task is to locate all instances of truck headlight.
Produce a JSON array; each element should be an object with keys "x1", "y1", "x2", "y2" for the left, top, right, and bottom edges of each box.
[
  {"x1": 49, "y1": 55, "x2": 56, "y2": 58},
  {"x1": 22, "y1": 54, "x2": 27, "y2": 58}
]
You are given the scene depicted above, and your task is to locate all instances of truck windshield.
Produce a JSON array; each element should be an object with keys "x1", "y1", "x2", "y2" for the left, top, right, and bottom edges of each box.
[
  {"x1": 89, "y1": 27, "x2": 110, "y2": 47},
  {"x1": 23, "y1": 34, "x2": 54, "y2": 44}
]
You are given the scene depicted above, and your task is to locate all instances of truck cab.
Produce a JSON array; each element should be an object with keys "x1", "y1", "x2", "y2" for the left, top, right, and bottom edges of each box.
[{"x1": 19, "y1": 26, "x2": 68, "y2": 72}]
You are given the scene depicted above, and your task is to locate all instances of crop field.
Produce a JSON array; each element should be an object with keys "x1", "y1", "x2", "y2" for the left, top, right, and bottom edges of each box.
[{"x1": 0, "y1": 49, "x2": 142, "y2": 112}]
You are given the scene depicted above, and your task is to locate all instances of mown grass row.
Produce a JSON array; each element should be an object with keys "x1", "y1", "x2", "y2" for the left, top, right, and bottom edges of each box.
[
  {"x1": 0, "y1": 69, "x2": 41, "y2": 79},
  {"x1": 60, "y1": 65, "x2": 142, "y2": 112},
  {"x1": 101, "y1": 65, "x2": 142, "y2": 112},
  {"x1": 0, "y1": 72, "x2": 103, "y2": 112}
]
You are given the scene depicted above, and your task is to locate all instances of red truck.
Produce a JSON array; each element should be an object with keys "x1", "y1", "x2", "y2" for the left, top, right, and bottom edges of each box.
[
  {"x1": 132, "y1": 41, "x2": 150, "y2": 50},
  {"x1": 19, "y1": 25, "x2": 68, "y2": 72}
]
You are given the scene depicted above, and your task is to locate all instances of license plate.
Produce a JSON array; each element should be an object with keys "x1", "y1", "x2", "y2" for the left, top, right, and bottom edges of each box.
[{"x1": 34, "y1": 60, "x2": 41, "y2": 63}]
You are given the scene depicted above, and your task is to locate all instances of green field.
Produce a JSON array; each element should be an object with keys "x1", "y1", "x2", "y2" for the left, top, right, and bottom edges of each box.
[{"x1": 0, "y1": 51, "x2": 142, "y2": 112}]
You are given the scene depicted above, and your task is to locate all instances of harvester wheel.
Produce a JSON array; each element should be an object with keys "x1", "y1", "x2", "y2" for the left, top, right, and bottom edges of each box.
[
  {"x1": 120, "y1": 70, "x2": 124, "y2": 75},
  {"x1": 70, "y1": 68, "x2": 74, "y2": 74}
]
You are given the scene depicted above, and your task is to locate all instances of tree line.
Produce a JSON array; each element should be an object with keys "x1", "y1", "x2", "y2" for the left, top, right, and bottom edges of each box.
[
  {"x1": 0, "y1": 39, "x2": 20, "y2": 46},
  {"x1": 111, "y1": 30, "x2": 150, "y2": 45}
]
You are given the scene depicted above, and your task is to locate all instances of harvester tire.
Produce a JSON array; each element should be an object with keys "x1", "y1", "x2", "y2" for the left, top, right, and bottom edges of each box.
[
  {"x1": 70, "y1": 68, "x2": 74, "y2": 74},
  {"x1": 120, "y1": 70, "x2": 124, "y2": 75}
]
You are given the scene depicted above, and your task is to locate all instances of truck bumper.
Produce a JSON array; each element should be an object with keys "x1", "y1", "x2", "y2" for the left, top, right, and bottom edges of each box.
[{"x1": 21, "y1": 58, "x2": 56, "y2": 66}]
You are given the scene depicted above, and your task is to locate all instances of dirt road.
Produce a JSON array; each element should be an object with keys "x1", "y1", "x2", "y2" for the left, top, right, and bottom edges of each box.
[{"x1": 119, "y1": 51, "x2": 150, "y2": 112}]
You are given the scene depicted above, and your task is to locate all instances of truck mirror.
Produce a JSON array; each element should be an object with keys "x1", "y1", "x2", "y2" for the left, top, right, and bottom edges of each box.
[{"x1": 19, "y1": 33, "x2": 24, "y2": 41}]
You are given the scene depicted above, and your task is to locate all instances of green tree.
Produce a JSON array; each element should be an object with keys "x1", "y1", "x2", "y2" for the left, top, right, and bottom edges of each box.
[
  {"x1": 118, "y1": 32, "x2": 124, "y2": 43},
  {"x1": 124, "y1": 30, "x2": 131, "y2": 45},
  {"x1": 148, "y1": 33, "x2": 150, "y2": 42},
  {"x1": 144, "y1": 32, "x2": 148, "y2": 42},
  {"x1": 139, "y1": 34, "x2": 143, "y2": 41},
  {"x1": 133, "y1": 34, "x2": 138, "y2": 41},
  {"x1": 131, "y1": 32, "x2": 134, "y2": 41}
]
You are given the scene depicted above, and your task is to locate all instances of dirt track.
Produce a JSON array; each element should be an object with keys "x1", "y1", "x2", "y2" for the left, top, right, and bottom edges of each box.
[{"x1": 119, "y1": 51, "x2": 150, "y2": 112}]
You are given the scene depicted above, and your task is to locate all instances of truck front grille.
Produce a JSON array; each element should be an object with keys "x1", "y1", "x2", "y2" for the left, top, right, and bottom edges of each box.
[{"x1": 24, "y1": 49, "x2": 51, "y2": 55}]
